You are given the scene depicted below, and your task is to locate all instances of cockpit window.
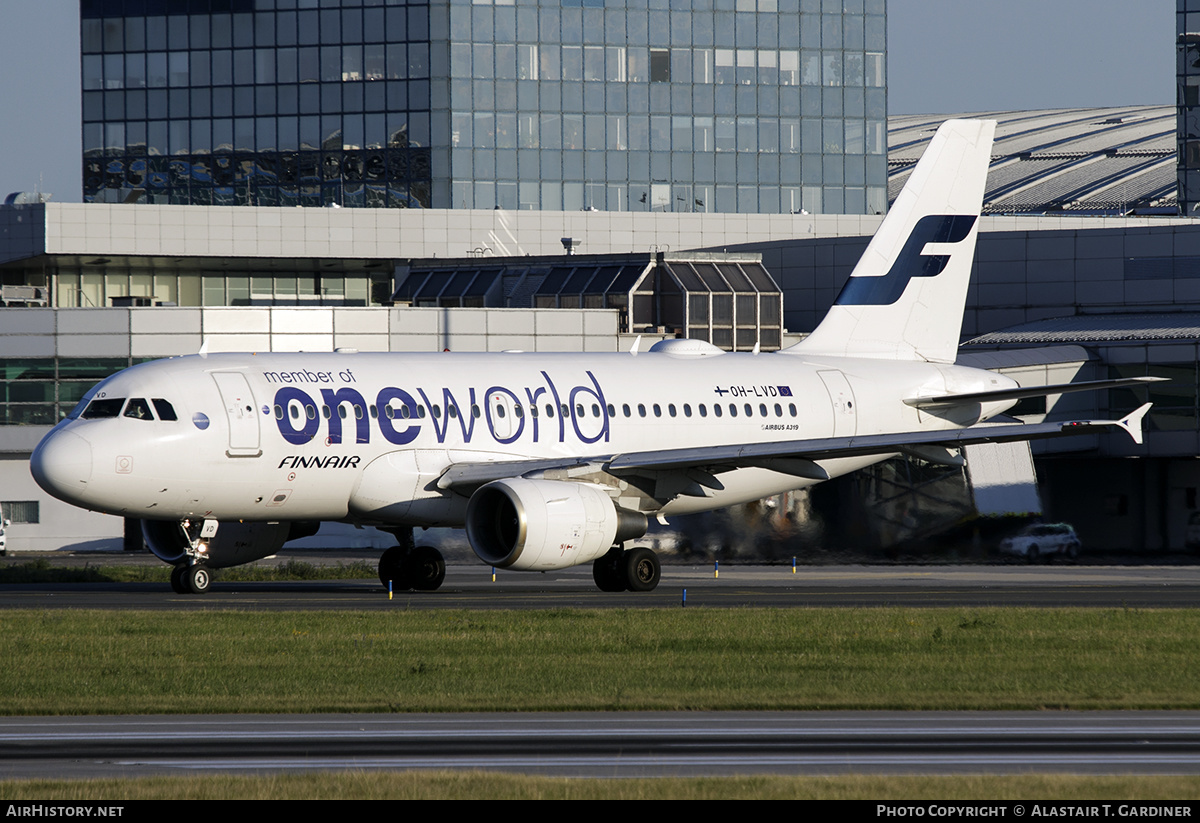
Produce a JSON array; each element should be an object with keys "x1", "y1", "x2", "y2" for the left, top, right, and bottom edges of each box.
[
  {"x1": 66, "y1": 396, "x2": 92, "y2": 420},
  {"x1": 80, "y1": 398, "x2": 126, "y2": 419},
  {"x1": 123, "y1": 398, "x2": 154, "y2": 420},
  {"x1": 152, "y1": 399, "x2": 178, "y2": 421}
]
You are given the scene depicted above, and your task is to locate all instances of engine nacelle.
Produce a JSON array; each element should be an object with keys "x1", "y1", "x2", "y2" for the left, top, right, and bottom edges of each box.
[
  {"x1": 466, "y1": 478, "x2": 647, "y2": 571},
  {"x1": 142, "y1": 519, "x2": 297, "y2": 568}
]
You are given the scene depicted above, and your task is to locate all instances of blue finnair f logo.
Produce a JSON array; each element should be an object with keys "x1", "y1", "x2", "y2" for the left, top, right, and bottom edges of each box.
[{"x1": 834, "y1": 214, "x2": 977, "y2": 306}]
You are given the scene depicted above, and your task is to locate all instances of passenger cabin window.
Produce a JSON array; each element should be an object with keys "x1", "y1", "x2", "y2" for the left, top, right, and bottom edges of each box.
[
  {"x1": 81, "y1": 398, "x2": 125, "y2": 419},
  {"x1": 123, "y1": 398, "x2": 154, "y2": 420},
  {"x1": 152, "y1": 399, "x2": 178, "y2": 421}
]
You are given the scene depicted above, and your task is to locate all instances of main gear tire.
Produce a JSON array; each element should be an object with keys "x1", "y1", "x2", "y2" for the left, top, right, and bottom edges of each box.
[
  {"x1": 378, "y1": 545, "x2": 413, "y2": 591},
  {"x1": 409, "y1": 545, "x2": 446, "y2": 591},
  {"x1": 623, "y1": 547, "x2": 661, "y2": 592},
  {"x1": 593, "y1": 551, "x2": 626, "y2": 592}
]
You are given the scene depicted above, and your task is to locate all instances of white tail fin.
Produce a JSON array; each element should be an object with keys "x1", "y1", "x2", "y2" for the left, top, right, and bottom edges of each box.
[{"x1": 787, "y1": 119, "x2": 995, "y2": 363}]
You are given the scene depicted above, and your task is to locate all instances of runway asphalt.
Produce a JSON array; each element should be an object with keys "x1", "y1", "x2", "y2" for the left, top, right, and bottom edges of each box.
[
  {"x1": 2, "y1": 561, "x2": 1200, "y2": 609},
  {"x1": 6, "y1": 711, "x2": 1200, "y2": 779},
  {"x1": 5, "y1": 558, "x2": 1200, "y2": 781}
]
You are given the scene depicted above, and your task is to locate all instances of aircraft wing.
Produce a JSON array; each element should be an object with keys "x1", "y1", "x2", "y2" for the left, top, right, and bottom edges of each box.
[{"x1": 436, "y1": 404, "x2": 1151, "y2": 492}]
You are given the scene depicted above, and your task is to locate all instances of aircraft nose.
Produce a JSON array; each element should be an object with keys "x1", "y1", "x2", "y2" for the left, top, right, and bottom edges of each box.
[{"x1": 30, "y1": 428, "x2": 93, "y2": 503}]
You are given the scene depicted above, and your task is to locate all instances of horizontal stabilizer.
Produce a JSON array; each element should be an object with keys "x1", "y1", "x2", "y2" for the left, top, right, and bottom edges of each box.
[{"x1": 903, "y1": 376, "x2": 1168, "y2": 409}]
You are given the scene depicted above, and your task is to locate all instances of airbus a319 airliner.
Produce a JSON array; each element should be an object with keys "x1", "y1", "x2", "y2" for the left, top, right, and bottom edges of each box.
[{"x1": 31, "y1": 120, "x2": 1158, "y2": 594}]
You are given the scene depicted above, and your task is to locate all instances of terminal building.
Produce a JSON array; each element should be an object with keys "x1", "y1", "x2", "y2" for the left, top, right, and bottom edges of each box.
[
  {"x1": 0, "y1": 1, "x2": 1198, "y2": 556},
  {"x1": 4, "y1": 111, "x2": 1199, "y2": 556},
  {"x1": 80, "y1": 0, "x2": 887, "y2": 215}
]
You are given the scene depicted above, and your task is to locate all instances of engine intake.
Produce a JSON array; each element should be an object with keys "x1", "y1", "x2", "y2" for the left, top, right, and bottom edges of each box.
[{"x1": 466, "y1": 478, "x2": 647, "y2": 571}]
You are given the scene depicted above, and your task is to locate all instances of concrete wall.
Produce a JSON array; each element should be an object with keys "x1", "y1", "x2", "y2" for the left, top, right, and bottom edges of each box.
[
  {"x1": 23, "y1": 202, "x2": 889, "y2": 262},
  {"x1": 0, "y1": 306, "x2": 620, "y2": 360}
]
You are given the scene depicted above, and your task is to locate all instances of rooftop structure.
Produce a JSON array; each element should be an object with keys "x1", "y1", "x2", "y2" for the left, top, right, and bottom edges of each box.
[
  {"x1": 890, "y1": 107, "x2": 1177, "y2": 215},
  {"x1": 394, "y1": 251, "x2": 784, "y2": 348}
]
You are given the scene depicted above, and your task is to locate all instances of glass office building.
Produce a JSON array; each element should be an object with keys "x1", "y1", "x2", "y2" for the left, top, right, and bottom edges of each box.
[
  {"x1": 1181, "y1": 0, "x2": 1200, "y2": 215},
  {"x1": 81, "y1": 0, "x2": 886, "y2": 214}
]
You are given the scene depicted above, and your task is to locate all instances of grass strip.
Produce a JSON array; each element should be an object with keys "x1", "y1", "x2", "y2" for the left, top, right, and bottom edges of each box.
[
  {"x1": 1, "y1": 607, "x2": 1199, "y2": 714},
  {"x1": 3, "y1": 773, "x2": 1200, "y2": 801}
]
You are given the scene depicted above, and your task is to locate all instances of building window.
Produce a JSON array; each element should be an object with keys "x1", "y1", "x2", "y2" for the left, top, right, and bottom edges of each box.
[
  {"x1": 2, "y1": 502, "x2": 39, "y2": 524},
  {"x1": 650, "y1": 49, "x2": 670, "y2": 83}
]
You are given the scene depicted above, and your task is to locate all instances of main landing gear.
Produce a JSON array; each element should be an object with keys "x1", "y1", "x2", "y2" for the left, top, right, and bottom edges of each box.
[
  {"x1": 592, "y1": 545, "x2": 661, "y2": 592},
  {"x1": 379, "y1": 528, "x2": 446, "y2": 592}
]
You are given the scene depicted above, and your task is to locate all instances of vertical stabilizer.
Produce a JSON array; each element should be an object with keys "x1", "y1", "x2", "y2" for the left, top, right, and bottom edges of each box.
[{"x1": 787, "y1": 119, "x2": 995, "y2": 363}]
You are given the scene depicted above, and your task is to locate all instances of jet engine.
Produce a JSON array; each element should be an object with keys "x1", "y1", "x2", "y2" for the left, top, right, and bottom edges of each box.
[
  {"x1": 142, "y1": 519, "x2": 302, "y2": 568},
  {"x1": 465, "y1": 478, "x2": 647, "y2": 571}
]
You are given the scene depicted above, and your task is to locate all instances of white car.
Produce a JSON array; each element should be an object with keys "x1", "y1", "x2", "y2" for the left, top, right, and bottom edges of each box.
[{"x1": 999, "y1": 523, "x2": 1080, "y2": 562}]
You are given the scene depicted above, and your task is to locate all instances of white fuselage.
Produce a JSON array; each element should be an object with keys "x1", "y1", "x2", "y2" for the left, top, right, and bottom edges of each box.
[{"x1": 31, "y1": 348, "x2": 1017, "y2": 527}]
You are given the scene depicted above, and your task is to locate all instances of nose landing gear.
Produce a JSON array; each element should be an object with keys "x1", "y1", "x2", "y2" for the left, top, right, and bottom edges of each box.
[
  {"x1": 170, "y1": 562, "x2": 212, "y2": 594},
  {"x1": 167, "y1": 518, "x2": 218, "y2": 595}
]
